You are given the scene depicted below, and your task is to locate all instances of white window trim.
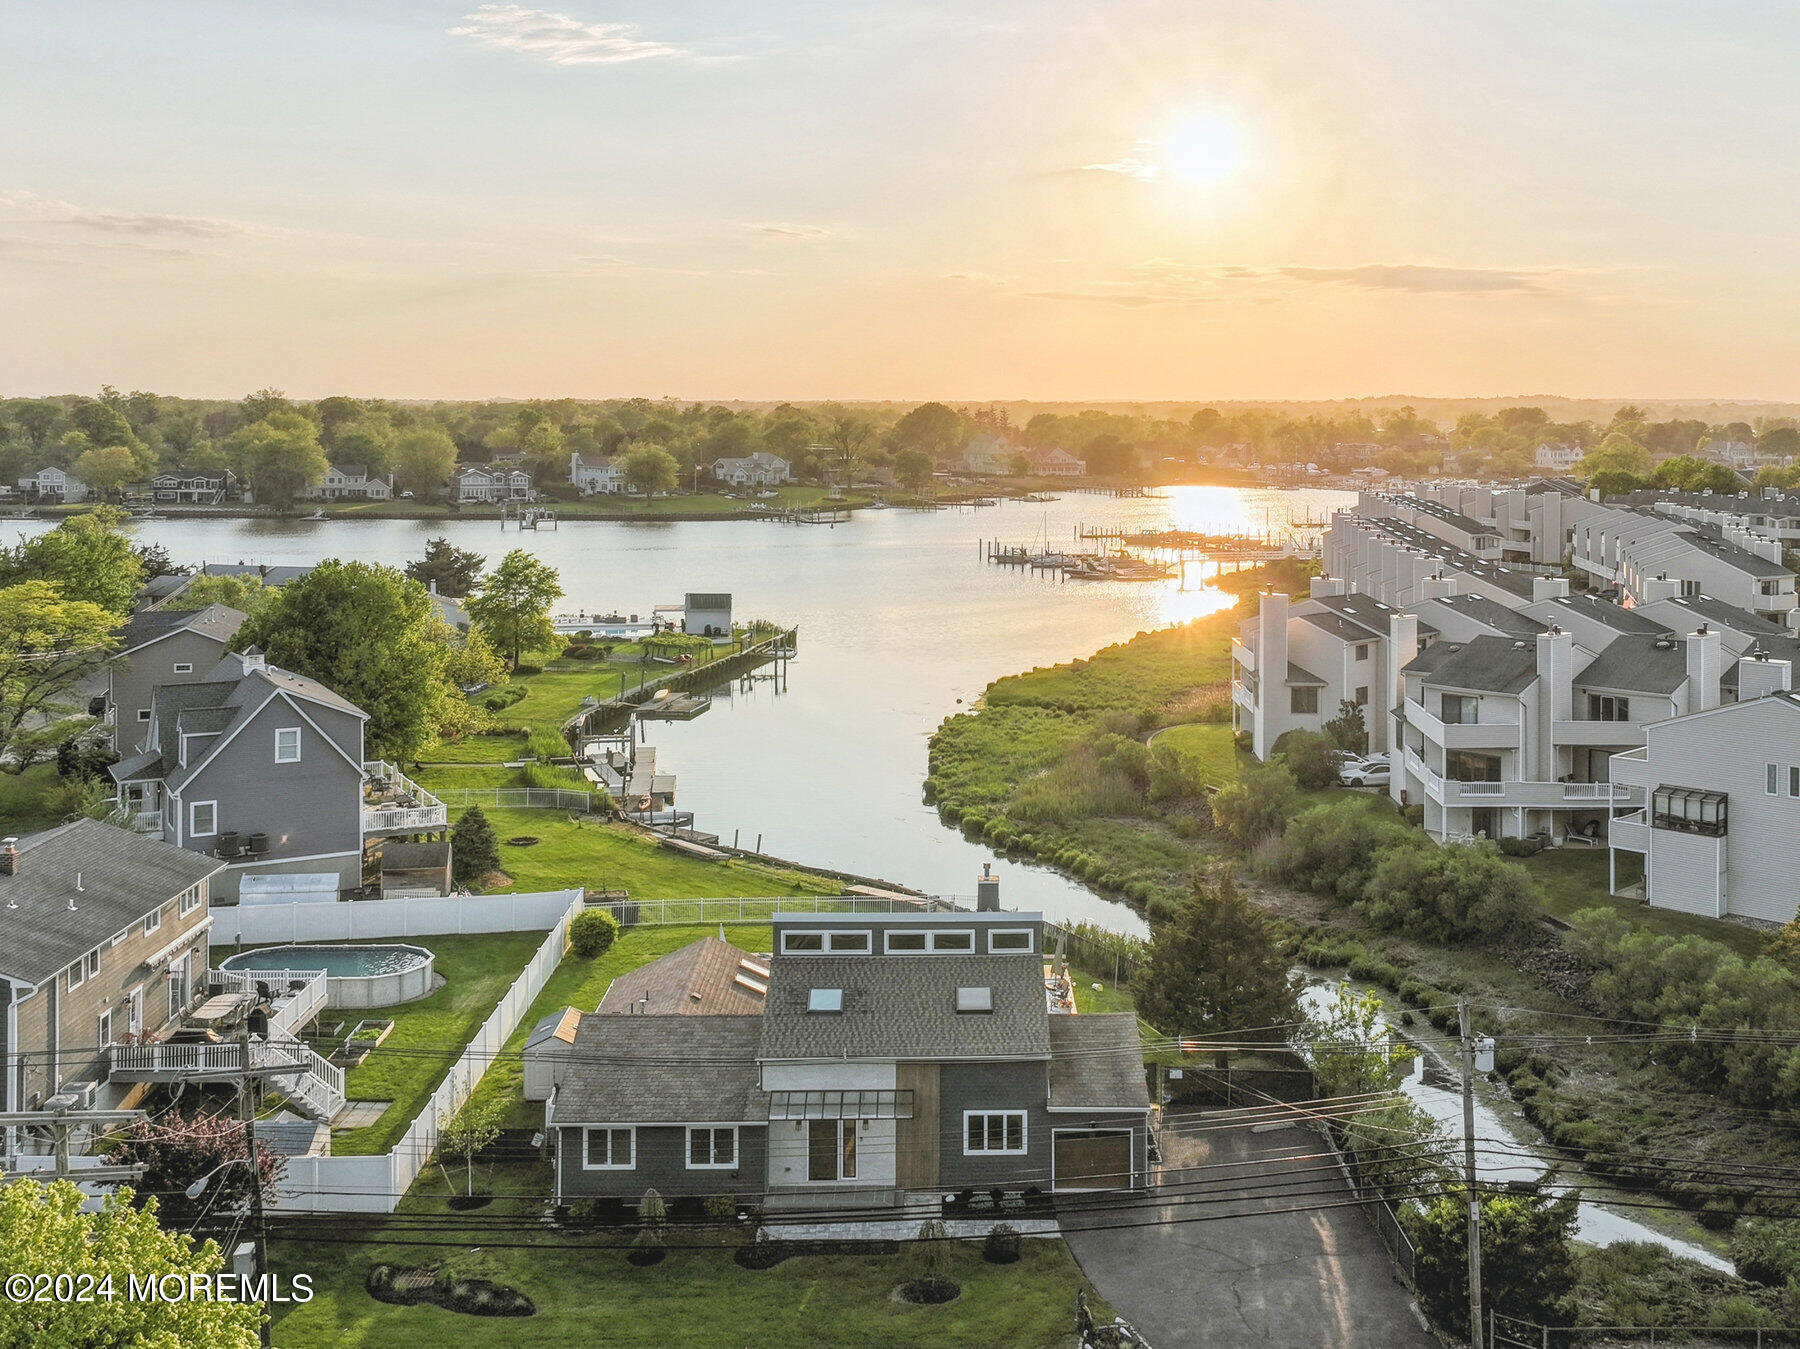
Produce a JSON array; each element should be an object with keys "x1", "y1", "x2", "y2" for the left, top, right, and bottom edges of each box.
[
  {"x1": 884, "y1": 929, "x2": 977, "y2": 954},
  {"x1": 963, "y1": 1110, "x2": 1028, "y2": 1156},
  {"x1": 67, "y1": 960, "x2": 86, "y2": 991},
  {"x1": 780, "y1": 929, "x2": 870, "y2": 955},
  {"x1": 986, "y1": 928, "x2": 1035, "y2": 954},
  {"x1": 189, "y1": 801, "x2": 218, "y2": 838},
  {"x1": 582, "y1": 1126, "x2": 635, "y2": 1170},
  {"x1": 179, "y1": 885, "x2": 202, "y2": 918},
  {"x1": 143, "y1": 905, "x2": 162, "y2": 937},
  {"x1": 274, "y1": 727, "x2": 302, "y2": 764},
  {"x1": 1768, "y1": 764, "x2": 1780, "y2": 796},
  {"x1": 172, "y1": 662, "x2": 193, "y2": 674},
  {"x1": 685, "y1": 1125, "x2": 739, "y2": 1170},
  {"x1": 136, "y1": 708, "x2": 152, "y2": 722},
  {"x1": 97, "y1": 1009, "x2": 113, "y2": 1048}
]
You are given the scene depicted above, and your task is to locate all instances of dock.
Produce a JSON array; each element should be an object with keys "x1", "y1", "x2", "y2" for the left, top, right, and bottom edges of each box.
[
  {"x1": 634, "y1": 690, "x2": 711, "y2": 720},
  {"x1": 562, "y1": 626, "x2": 799, "y2": 748}
]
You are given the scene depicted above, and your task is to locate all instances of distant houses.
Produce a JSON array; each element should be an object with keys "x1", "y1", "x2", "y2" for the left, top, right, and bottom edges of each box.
[
  {"x1": 151, "y1": 469, "x2": 236, "y2": 505},
  {"x1": 570, "y1": 452, "x2": 627, "y2": 495},
  {"x1": 1025, "y1": 447, "x2": 1086, "y2": 477},
  {"x1": 958, "y1": 434, "x2": 1022, "y2": 475},
  {"x1": 302, "y1": 464, "x2": 393, "y2": 501},
  {"x1": 454, "y1": 465, "x2": 536, "y2": 504},
  {"x1": 17, "y1": 467, "x2": 89, "y2": 503},
  {"x1": 711, "y1": 452, "x2": 791, "y2": 487}
]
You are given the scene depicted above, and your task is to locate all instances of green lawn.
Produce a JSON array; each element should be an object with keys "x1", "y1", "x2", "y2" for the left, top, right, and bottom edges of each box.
[
  {"x1": 1524, "y1": 848, "x2": 1770, "y2": 957},
  {"x1": 270, "y1": 1219, "x2": 1107, "y2": 1348},
  {"x1": 1151, "y1": 721, "x2": 1238, "y2": 790},
  {"x1": 469, "y1": 923, "x2": 773, "y2": 1130},
  {"x1": 0, "y1": 762, "x2": 62, "y2": 835},
  {"x1": 474, "y1": 809, "x2": 840, "y2": 900},
  {"x1": 217, "y1": 933, "x2": 545, "y2": 1156}
]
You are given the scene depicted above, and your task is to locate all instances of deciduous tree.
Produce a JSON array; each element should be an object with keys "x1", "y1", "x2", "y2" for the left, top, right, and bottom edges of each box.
[
  {"x1": 0, "y1": 582, "x2": 119, "y2": 773},
  {"x1": 229, "y1": 410, "x2": 327, "y2": 508},
  {"x1": 622, "y1": 445, "x2": 679, "y2": 497},
  {"x1": 390, "y1": 426, "x2": 459, "y2": 497},
  {"x1": 0, "y1": 509, "x2": 144, "y2": 614},
  {"x1": 467, "y1": 549, "x2": 562, "y2": 668}
]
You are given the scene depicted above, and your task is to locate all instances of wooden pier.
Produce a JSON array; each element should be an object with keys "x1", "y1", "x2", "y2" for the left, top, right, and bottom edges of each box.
[{"x1": 561, "y1": 626, "x2": 799, "y2": 749}]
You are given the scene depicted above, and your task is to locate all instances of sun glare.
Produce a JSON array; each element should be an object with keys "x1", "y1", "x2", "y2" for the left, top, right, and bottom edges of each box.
[{"x1": 1163, "y1": 110, "x2": 1243, "y2": 187}]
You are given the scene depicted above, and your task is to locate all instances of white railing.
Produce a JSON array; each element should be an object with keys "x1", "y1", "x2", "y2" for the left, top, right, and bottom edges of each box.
[
  {"x1": 362, "y1": 760, "x2": 449, "y2": 832},
  {"x1": 594, "y1": 894, "x2": 952, "y2": 927},
  {"x1": 109, "y1": 1041, "x2": 245, "y2": 1078},
  {"x1": 430, "y1": 787, "x2": 601, "y2": 813},
  {"x1": 252, "y1": 1038, "x2": 345, "y2": 1121},
  {"x1": 205, "y1": 967, "x2": 329, "y2": 1040},
  {"x1": 127, "y1": 811, "x2": 163, "y2": 834},
  {"x1": 271, "y1": 892, "x2": 584, "y2": 1214}
]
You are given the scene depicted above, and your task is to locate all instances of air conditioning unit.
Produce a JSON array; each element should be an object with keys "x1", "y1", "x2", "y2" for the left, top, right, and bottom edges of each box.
[{"x1": 51, "y1": 1081, "x2": 99, "y2": 1111}]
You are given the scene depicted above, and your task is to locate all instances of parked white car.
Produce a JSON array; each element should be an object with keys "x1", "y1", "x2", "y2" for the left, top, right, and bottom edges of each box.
[{"x1": 1337, "y1": 757, "x2": 1391, "y2": 788}]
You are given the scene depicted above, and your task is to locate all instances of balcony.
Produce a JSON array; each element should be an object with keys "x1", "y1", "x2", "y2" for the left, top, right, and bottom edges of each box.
[
  {"x1": 1609, "y1": 808, "x2": 1649, "y2": 853},
  {"x1": 1232, "y1": 678, "x2": 1256, "y2": 710},
  {"x1": 1403, "y1": 748, "x2": 1640, "y2": 809},
  {"x1": 363, "y1": 761, "x2": 448, "y2": 834},
  {"x1": 1231, "y1": 638, "x2": 1256, "y2": 674},
  {"x1": 1553, "y1": 719, "x2": 1649, "y2": 748},
  {"x1": 109, "y1": 1040, "x2": 248, "y2": 1082},
  {"x1": 1406, "y1": 702, "x2": 1522, "y2": 751}
]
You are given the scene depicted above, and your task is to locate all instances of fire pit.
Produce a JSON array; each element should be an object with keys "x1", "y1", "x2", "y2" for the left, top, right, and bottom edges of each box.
[{"x1": 505, "y1": 836, "x2": 541, "y2": 847}]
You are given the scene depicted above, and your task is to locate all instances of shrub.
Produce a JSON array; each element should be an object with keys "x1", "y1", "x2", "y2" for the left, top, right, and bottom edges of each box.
[
  {"x1": 627, "y1": 1227, "x2": 665, "y2": 1267},
  {"x1": 451, "y1": 806, "x2": 500, "y2": 884},
  {"x1": 1360, "y1": 843, "x2": 1537, "y2": 943},
  {"x1": 1266, "y1": 800, "x2": 1423, "y2": 904},
  {"x1": 1733, "y1": 1218, "x2": 1800, "y2": 1286},
  {"x1": 1497, "y1": 837, "x2": 1540, "y2": 858},
  {"x1": 513, "y1": 663, "x2": 544, "y2": 676},
  {"x1": 569, "y1": 909, "x2": 620, "y2": 958},
  {"x1": 1279, "y1": 730, "x2": 1342, "y2": 791},
  {"x1": 982, "y1": 1223, "x2": 1022, "y2": 1264},
  {"x1": 1212, "y1": 760, "x2": 1297, "y2": 846},
  {"x1": 703, "y1": 1191, "x2": 738, "y2": 1222},
  {"x1": 526, "y1": 728, "x2": 568, "y2": 761}
]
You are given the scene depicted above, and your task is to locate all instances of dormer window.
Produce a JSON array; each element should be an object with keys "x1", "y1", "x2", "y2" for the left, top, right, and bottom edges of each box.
[
  {"x1": 955, "y1": 987, "x2": 993, "y2": 1013},
  {"x1": 807, "y1": 988, "x2": 843, "y2": 1014}
]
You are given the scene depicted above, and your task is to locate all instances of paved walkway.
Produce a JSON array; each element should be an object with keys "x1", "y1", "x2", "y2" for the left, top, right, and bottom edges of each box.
[{"x1": 1062, "y1": 1112, "x2": 1435, "y2": 1349}]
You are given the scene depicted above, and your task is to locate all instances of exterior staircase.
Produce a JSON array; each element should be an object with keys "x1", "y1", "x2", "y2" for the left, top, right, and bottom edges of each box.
[{"x1": 253, "y1": 1038, "x2": 345, "y2": 1122}]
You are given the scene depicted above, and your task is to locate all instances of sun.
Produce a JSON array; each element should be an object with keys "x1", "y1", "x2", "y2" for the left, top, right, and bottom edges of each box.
[{"x1": 1163, "y1": 111, "x2": 1243, "y2": 187}]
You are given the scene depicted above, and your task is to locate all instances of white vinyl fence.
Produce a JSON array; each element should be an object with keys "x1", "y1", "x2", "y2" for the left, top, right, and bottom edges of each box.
[
  {"x1": 270, "y1": 891, "x2": 582, "y2": 1214},
  {"x1": 208, "y1": 889, "x2": 582, "y2": 947},
  {"x1": 596, "y1": 894, "x2": 953, "y2": 927},
  {"x1": 432, "y1": 787, "x2": 601, "y2": 813}
]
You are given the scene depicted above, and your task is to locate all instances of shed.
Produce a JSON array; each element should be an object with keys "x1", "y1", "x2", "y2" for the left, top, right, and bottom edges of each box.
[
  {"x1": 238, "y1": 873, "x2": 340, "y2": 907},
  {"x1": 522, "y1": 1006, "x2": 581, "y2": 1102},
  {"x1": 377, "y1": 839, "x2": 453, "y2": 898},
  {"x1": 684, "y1": 592, "x2": 732, "y2": 639}
]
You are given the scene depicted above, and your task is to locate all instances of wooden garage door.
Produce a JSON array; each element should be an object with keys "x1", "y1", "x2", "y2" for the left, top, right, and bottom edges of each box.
[{"x1": 1054, "y1": 1130, "x2": 1132, "y2": 1190}]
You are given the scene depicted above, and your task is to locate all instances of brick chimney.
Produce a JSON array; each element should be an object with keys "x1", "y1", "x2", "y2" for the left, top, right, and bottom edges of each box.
[{"x1": 0, "y1": 837, "x2": 18, "y2": 877}]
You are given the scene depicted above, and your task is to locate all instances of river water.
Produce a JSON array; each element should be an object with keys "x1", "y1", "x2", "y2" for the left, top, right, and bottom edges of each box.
[{"x1": 31, "y1": 486, "x2": 1352, "y2": 935}]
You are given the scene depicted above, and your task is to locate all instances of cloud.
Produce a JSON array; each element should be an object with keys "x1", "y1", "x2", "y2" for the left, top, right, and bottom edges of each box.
[
  {"x1": 747, "y1": 222, "x2": 832, "y2": 240},
  {"x1": 1272, "y1": 264, "x2": 1557, "y2": 294},
  {"x1": 0, "y1": 190, "x2": 249, "y2": 239},
  {"x1": 449, "y1": 5, "x2": 682, "y2": 65},
  {"x1": 1082, "y1": 156, "x2": 1161, "y2": 183}
]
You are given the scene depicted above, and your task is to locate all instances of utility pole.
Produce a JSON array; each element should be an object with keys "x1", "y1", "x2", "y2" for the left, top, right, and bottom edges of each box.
[
  {"x1": 237, "y1": 1029, "x2": 273, "y2": 1349},
  {"x1": 1458, "y1": 999, "x2": 1483, "y2": 1349}
]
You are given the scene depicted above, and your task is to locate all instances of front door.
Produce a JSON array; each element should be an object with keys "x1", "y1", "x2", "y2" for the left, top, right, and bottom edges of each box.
[{"x1": 807, "y1": 1120, "x2": 857, "y2": 1181}]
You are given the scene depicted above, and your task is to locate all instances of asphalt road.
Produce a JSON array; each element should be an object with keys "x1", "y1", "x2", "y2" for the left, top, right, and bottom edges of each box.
[{"x1": 1062, "y1": 1112, "x2": 1437, "y2": 1349}]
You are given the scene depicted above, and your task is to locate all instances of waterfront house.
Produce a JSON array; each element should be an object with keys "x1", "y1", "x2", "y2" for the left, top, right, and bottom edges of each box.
[
  {"x1": 530, "y1": 912, "x2": 1151, "y2": 1207},
  {"x1": 1024, "y1": 447, "x2": 1085, "y2": 477},
  {"x1": 958, "y1": 435, "x2": 1022, "y2": 475},
  {"x1": 454, "y1": 465, "x2": 536, "y2": 504},
  {"x1": 105, "y1": 603, "x2": 248, "y2": 749},
  {"x1": 107, "y1": 648, "x2": 447, "y2": 900},
  {"x1": 683, "y1": 592, "x2": 732, "y2": 638},
  {"x1": 151, "y1": 470, "x2": 236, "y2": 505},
  {"x1": 0, "y1": 819, "x2": 223, "y2": 1118},
  {"x1": 711, "y1": 452, "x2": 792, "y2": 488},
  {"x1": 302, "y1": 464, "x2": 393, "y2": 502},
  {"x1": 570, "y1": 452, "x2": 627, "y2": 495},
  {"x1": 17, "y1": 467, "x2": 89, "y2": 504},
  {"x1": 1608, "y1": 671, "x2": 1800, "y2": 922}
]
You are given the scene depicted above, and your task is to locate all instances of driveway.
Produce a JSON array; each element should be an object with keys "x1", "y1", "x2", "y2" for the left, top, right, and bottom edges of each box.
[{"x1": 1062, "y1": 1112, "x2": 1436, "y2": 1349}]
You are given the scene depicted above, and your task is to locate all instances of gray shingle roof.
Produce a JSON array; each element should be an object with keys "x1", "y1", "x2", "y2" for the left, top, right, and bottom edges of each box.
[
  {"x1": 116, "y1": 603, "x2": 246, "y2": 655},
  {"x1": 0, "y1": 819, "x2": 225, "y2": 984},
  {"x1": 1535, "y1": 592, "x2": 1670, "y2": 635},
  {"x1": 1406, "y1": 635, "x2": 1540, "y2": 694},
  {"x1": 1574, "y1": 634, "x2": 1691, "y2": 695},
  {"x1": 1285, "y1": 662, "x2": 1326, "y2": 687},
  {"x1": 550, "y1": 1016, "x2": 768, "y2": 1124},
  {"x1": 759, "y1": 954, "x2": 1050, "y2": 1061},
  {"x1": 1678, "y1": 527, "x2": 1792, "y2": 579},
  {"x1": 1651, "y1": 593, "x2": 1787, "y2": 638},
  {"x1": 1048, "y1": 1015, "x2": 1150, "y2": 1111},
  {"x1": 1424, "y1": 594, "x2": 1547, "y2": 637}
]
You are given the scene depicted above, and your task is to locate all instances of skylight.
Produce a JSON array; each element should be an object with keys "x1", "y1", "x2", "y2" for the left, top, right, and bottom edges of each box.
[
  {"x1": 955, "y1": 986, "x2": 993, "y2": 1013},
  {"x1": 807, "y1": 988, "x2": 843, "y2": 1013}
]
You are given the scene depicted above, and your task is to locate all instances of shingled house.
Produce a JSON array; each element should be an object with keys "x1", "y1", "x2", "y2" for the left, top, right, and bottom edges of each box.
[{"x1": 527, "y1": 912, "x2": 1151, "y2": 1208}]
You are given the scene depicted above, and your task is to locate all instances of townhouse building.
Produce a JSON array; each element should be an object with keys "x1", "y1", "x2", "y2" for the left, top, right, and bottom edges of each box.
[
  {"x1": 1568, "y1": 507, "x2": 1797, "y2": 623},
  {"x1": 0, "y1": 820, "x2": 223, "y2": 1117},
  {"x1": 528, "y1": 912, "x2": 1150, "y2": 1207},
  {"x1": 1608, "y1": 672, "x2": 1800, "y2": 923},
  {"x1": 1324, "y1": 511, "x2": 1547, "y2": 611}
]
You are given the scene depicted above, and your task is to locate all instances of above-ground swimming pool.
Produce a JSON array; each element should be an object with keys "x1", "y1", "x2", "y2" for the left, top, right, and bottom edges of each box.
[{"x1": 220, "y1": 943, "x2": 437, "y2": 1009}]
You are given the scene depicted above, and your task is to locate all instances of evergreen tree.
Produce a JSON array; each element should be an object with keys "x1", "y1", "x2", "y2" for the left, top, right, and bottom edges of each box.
[
  {"x1": 452, "y1": 806, "x2": 500, "y2": 884},
  {"x1": 1133, "y1": 869, "x2": 1299, "y2": 1035},
  {"x1": 404, "y1": 537, "x2": 486, "y2": 598}
]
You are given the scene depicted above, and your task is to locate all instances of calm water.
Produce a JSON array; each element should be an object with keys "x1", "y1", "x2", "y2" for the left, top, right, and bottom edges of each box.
[
  {"x1": 33, "y1": 486, "x2": 1353, "y2": 935},
  {"x1": 221, "y1": 944, "x2": 429, "y2": 978}
]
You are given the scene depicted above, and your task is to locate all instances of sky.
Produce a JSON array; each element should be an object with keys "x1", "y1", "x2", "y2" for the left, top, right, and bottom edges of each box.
[{"x1": 6, "y1": 1, "x2": 1800, "y2": 402}]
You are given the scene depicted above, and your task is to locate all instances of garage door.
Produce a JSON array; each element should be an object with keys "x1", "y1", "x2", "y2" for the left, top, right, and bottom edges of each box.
[{"x1": 1054, "y1": 1130, "x2": 1132, "y2": 1190}]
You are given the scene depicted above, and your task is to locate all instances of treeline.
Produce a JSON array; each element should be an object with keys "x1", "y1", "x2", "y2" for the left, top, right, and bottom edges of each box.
[{"x1": 1451, "y1": 403, "x2": 1799, "y2": 486}]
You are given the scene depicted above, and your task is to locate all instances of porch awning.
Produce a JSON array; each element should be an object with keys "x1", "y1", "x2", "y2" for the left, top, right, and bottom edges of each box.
[{"x1": 767, "y1": 1089, "x2": 915, "y2": 1121}]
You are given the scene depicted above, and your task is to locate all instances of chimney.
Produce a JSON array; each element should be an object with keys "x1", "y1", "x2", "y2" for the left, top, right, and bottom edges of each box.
[
  {"x1": 1537, "y1": 625, "x2": 1573, "y2": 729},
  {"x1": 1686, "y1": 625, "x2": 1722, "y2": 713},
  {"x1": 1738, "y1": 651, "x2": 1793, "y2": 700},
  {"x1": 1637, "y1": 575, "x2": 1683, "y2": 605},
  {"x1": 1532, "y1": 576, "x2": 1570, "y2": 603},
  {"x1": 976, "y1": 862, "x2": 1001, "y2": 912},
  {"x1": 0, "y1": 838, "x2": 17, "y2": 877},
  {"x1": 1309, "y1": 575, "x2": 1347, "y2": 599}
]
